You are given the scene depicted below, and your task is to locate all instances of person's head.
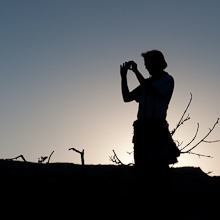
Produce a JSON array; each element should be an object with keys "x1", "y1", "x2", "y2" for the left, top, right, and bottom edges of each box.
[{"x1": 141, "y1": 50, "x2": 167, "y2": 75}]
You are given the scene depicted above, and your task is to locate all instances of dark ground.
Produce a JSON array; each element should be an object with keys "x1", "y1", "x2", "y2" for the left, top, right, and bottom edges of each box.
[{"x1": 0, "y1": 160, "x2": 219, "y2": 219}]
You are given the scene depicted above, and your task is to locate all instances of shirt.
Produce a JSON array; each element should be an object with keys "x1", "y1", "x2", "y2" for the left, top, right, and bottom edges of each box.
[{"x1": 131, "y1": 73, "x2": 174, "y2": 119}]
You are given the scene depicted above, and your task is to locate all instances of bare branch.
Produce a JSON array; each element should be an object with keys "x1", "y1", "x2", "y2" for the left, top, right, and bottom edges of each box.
[
  {"x1": 69, "y1": 148, "x2": 85, "y2": 166},
  {"x1": 203, "y1": 140, "x2": 220, "y2": 143},
  {"x1": 4, "y1": 154, "x2": 37, "y2": 170},
  {"x1": 183, "y1": 118, "x2": 219, "y2": 154},
  {"x1": 181, "y1": 123, "x2": 199, "y2": 151},
  {"x1": 109, "y1": 150, "x2": 124, "y2": 165},
  {"x1": 69, "y1": 147, "x2": 82, "y2": 154},
  {"x1": 109, "y1": 150, "x2": 134, "y2": 166},
  {"x1": 6, "y1": 155, "x2": 27, "y2": 162},
  {"x1": 181, "y1": 151, "x2": 213, "y2": 158},
  {"x1": 69, "y1": 147, "x2": 86, "y2": 177},
  {"x1": 47, "y1": 151, "x2": 54, "y2": 164},
  {"x1": 171, "y1": 93, "x2": 192, "y2": 136}
]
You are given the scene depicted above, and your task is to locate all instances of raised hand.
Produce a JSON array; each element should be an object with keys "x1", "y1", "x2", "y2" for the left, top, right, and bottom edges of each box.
[{"x1": 120, "y1": 63, "x2": 128, "y2": 78}]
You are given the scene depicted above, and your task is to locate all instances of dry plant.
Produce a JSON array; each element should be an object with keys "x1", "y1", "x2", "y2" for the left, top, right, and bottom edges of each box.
[
  {"x1": 172, "y1": 93, "x2": 220, "y2": 158},
  {"x1": 109, "y1": 150, "x2": 134, "y2": 166},
  {"x1": 38, "y1": 151, "x2": 54, "y2": 163},
  {"x1": 69, "y1": 147, "x2": 86, "y2": 176},
  {"x1": 5, "y1": 151, "x2": 54, "y2": 164},
  {"x1": 69, "y1": 147, "x2": 85, "y2": 166}
]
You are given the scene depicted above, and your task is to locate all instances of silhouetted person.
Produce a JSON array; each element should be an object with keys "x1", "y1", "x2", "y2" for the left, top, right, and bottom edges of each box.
[{"x1": 120, "y1": 50, "x2": 178, "y2": 217}]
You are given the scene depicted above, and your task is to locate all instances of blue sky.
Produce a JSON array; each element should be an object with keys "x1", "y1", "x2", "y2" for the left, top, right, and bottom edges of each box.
[{"x1": 1, "y1": 0, "x2": 220, "y2": 175}]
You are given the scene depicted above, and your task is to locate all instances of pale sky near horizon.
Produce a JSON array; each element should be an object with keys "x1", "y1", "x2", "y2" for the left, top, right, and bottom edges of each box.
[{"x1": 1, "y1": 0, "x2": 220, "y2": 175}]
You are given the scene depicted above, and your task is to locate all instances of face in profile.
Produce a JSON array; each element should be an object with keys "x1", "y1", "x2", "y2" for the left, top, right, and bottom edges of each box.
[
  {"x1": 142, "y1": 50, "x2": 167, "y2": 76},
  {"x1": 144, "y1": 58, "x2": 160, "y2": 76}
]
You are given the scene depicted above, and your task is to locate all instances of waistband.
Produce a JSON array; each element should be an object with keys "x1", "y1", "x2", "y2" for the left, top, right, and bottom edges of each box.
[{"x1": 133, "y1": 118, "x2": 167, "y2": 125}]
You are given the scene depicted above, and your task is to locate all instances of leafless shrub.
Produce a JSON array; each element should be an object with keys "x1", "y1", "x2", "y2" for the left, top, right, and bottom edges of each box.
[
  {"x1": 109, "y1": 150, "x2": 133, "y2": 166},
  {"x1": 172, "y1": 93, "x2": 220, "y2": 158},
  {"x1": 38, "y1": 151, "x2": 54, "y2": 164}
]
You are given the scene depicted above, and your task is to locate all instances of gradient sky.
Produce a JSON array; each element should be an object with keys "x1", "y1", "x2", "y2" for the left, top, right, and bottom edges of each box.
[{"x1": 1, "y1": 0, "x2": 220, "y2": 175}]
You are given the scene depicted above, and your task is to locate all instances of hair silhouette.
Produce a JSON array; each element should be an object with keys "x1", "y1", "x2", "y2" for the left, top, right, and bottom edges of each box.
[{"x1": 141, "y1": 50, "x2": 167, "y2": 71}]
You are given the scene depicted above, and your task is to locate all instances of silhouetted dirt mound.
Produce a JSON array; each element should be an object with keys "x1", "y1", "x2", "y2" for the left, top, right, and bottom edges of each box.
[{"x1": 0, "y1": 160, "x2": 219, "y2": 219}]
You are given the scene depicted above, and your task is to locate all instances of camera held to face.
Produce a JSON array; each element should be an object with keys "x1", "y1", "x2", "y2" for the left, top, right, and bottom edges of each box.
[{"x1": 124, "y1": 61, "x2": 132, "y2": 70}]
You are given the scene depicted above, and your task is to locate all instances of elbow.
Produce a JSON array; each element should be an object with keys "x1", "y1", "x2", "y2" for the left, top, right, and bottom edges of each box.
[
  {"x1": 123, "y1": 98, "x2": 130, "y2": 103},
  {"x1": 122, "y1": 97, "x2": 128, "y2": 102},
  {"x1": 123, "y1": 96, "x2": 133, "y2": 103},
  {"x1": 122, "y1": 92, "x2": 133, "y2": 102}
]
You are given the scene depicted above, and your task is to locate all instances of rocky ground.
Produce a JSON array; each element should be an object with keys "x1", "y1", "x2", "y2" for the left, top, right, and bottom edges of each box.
[{"x1": 0, "y1": 160, "x2": 219, "y2": 219}]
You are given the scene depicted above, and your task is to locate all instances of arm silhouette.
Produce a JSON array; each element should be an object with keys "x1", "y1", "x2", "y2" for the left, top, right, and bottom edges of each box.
[
  {"x1": 129, "y1": 61, "x2": 145, "y2": 85},
  {"x1": 120, "y1": 64, "x2": 135, "y2": 102}
]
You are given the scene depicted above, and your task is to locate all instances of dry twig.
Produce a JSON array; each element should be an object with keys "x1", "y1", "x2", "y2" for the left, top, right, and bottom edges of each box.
[
  {"x1": 186, "y1": 151, "x2": 213, "y2": 158},
  {"x1": 109, "y1": 150, "x2": 124, "y2": 165},
  {"x1": 181, "y1": 118, "x2": 220, "y2": 158},
  {"x1": 109, "y1": 150, "x2": 134, "y2": 166},
  {"x1": 181, "y1": 123, "x2": 199, "y2": 151},
  {"x1": 47, "y1": 151, "x2": 54, "y2": 163},
  {"x1": 6, "y1": 154, "x2": 27, "y2": 162},
  {"x1": 171, "y1": 93, "x2": 192, "y2": 136},
  {"x1": 69, "y1": 147, "x2": 86, "y2": 177},
  {"x1": 183, "y1": 118, "x2": 219, "y2": 154},
  {"x1": 69, "y1": 147, "x2": 85, "y2": 166}
]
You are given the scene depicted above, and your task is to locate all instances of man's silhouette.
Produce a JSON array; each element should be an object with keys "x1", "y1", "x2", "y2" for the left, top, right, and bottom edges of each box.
[{"x1": 120, "y1": 50, "x2": 178, "y2": 212}]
